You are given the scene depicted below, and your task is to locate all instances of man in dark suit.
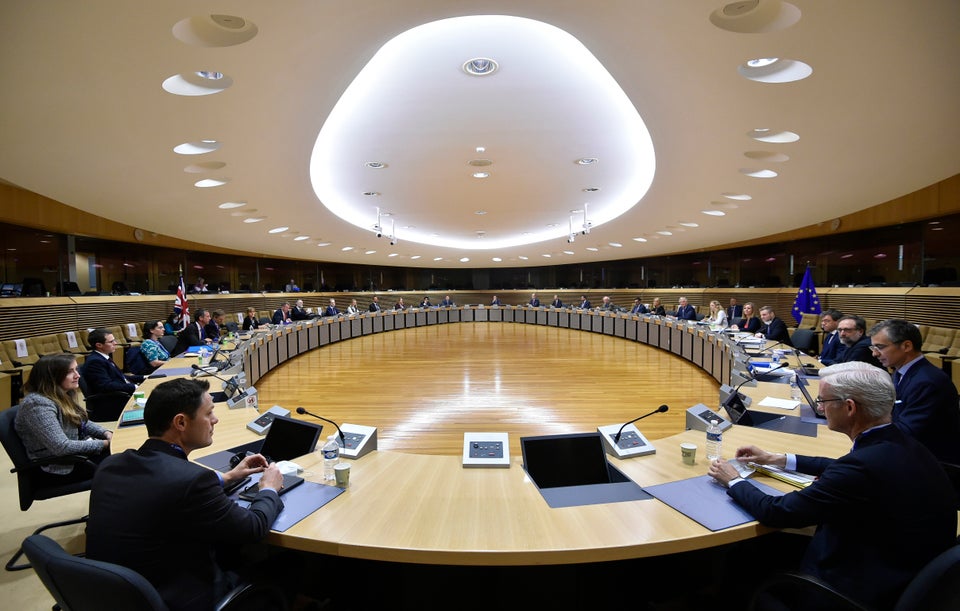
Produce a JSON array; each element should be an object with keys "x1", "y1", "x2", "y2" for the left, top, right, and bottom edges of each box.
[
  {"x1": 836, "y1": 315, "x2": 882, "y2": 368},
  {"x1": 674, "y1": 297, "x2": 697, "y2": 321},
  {"x1": 869, "y1": 318, "x2": 960, "y2": 464},
  {"x1": 86, "y1": 378, "x2": 284, "y2": 611},
  {"x1": 272, "y1": 302, "x2": 292, "y2": 324},
  {"x1": 551, "y1": 295, "x2": 563, "y2": 308},
  {"x1": 817, "y1": 309, "x2": 846, "y2": 365},
  {"x1": 369, "y1": 296, "x2": 382, "y2": 312},
  {"x1": 172, "y1": 309, "x2": 211, "y2": 356},
  {"x1": 528, "y1": 293, "x2": 540, "y2": 307},
  {"x1": 81, "y1": 327, "x2": 143, "y2": 394},
  {"x1": 439, "y1": 295, "x2": 455, "y2": 307},
  {"x1": 490, "y1": 295, "x2": 502, "y2": 306},
  {"x1": 708, "y1": 363, "x2": 957, "y2": 609},
  {"x1": 757, "y1": 305, "x2": 793, "y2": 346},
  {"x1": 290, "y1": 299, "x2": 314, "y2": 320},
  {"x1": 323, "y1": 298, "x2": 340, "y2": 317},
  {"x1": 630, "y1": 297, "x2": 648, "y2": 314},
  {"x1": 204, "y1": 309, "x2": 224, "y2": 342},
  {"x1": 578, "y1": 295, "x2": 591, "y2": 309},
  {"x1": 726, "y1": 298, "x2": 743, "y2": 322}
]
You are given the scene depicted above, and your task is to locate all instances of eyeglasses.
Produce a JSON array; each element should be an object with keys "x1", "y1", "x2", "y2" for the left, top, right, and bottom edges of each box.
[
  {"x1": 869, "y1": 342, "x2": 900, "y2": 353},
  {"x1": 837, "y1": 327, "x2": 858, "y2": 333},
  {"x1": 815, "y1": 396, "x2": 846, "y2": 405}
]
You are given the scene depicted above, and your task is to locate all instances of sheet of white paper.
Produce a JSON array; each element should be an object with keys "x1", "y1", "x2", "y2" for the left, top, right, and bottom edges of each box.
[{"x1": 758, "y1": 397, "x2": 800, "y2": 410}]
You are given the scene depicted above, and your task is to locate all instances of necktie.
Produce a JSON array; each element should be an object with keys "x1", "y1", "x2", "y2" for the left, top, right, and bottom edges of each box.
[{"x1": 893, "y1": 370, "x2": 902, "y2": 388}]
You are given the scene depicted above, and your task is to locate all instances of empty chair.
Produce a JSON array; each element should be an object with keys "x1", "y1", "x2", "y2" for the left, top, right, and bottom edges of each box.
[
  {"x1": 1, "y1": 338, "x2": 41, "y2": 367},
  {"x1": 57, "y1": 331, "x2": 88, "y2": 366},
  {"x1": 0, "y1": 406, "x2": 93, "y2": 571},
  {"x1": 158, "y1": 334, "x2": 178, "y2": 354},
  {"x1": 790, "y1": 329, "x2": 819, "y2": 356},
  {"x1": 797, "y1": 313, "x2": 821, "y2": 330},
  {"x1": 922, "y1": 327, "x2": 956, "y2": 355},
  {"x1": 30, "y1": 334, "x2": 66, "y2": 357},
  {"x1": 22, "y1": 534, "x2": 290, "y2": 611}
]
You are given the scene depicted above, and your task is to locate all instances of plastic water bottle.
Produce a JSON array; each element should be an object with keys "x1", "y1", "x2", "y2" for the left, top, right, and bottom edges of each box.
[
  {"x1": 706, "y1": 420, "x2": 722, "y2": 461},
  {"x1": 790, "y1": 373, "x2": 802, "y2": 401},
  {"x1": 322, "y1": 434, "x2": 340, "y2": 481}
]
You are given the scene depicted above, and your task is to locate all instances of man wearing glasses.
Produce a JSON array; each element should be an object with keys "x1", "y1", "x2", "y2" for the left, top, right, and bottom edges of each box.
[
  {"x1": 708, "y1": 362, "x2": 957, "y2": 609},
  {"x1": 835, "y1": 315, "x2": 882, "y2": 368},
  {"x1": 868, "y1": 318, "x2": 960, "y2": 464}
]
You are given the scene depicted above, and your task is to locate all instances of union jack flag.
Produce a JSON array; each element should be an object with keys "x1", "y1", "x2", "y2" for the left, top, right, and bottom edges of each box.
[{"x1": 174, "y1": 275, "x2": 189, "y2": 330}]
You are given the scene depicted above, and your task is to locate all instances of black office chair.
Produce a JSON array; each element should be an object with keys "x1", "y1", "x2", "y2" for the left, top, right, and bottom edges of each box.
[
  {"x1": 0, "y1": 406, "x2": 93, "y2": 571},
  {"x1": 23, "y1": 534, "x2": 290, "y2": 611},
  {"x1": 77, "y1": 375, "x2": 130, "y2": 423},
  {"x1": 158, "y1": 334, "x2": 179, "y2": 353},
  {"x1": 789, "y1": 329, "x2": 818, "y2": 356},
  {"x1": 749, "y1": 544, "x2": 960, "y2": 611}
]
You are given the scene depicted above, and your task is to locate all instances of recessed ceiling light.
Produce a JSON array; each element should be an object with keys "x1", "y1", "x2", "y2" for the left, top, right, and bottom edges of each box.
[
  {"x1": 462, "y1": 58, "x2": 498, "y2": 76},
  {"x1": 460, "y1": 257, "x2": 470, "y2": 262},
  {"x1": 472, "y1": 171, "x2": 489, "y2": 178},
  {"x1": 576, "y1": 157, "x2": 599, "y2": 165},
  {"x1": 679, "y1": 222, "x2": 699, "y2": 228},
  {"x1": 546, "y1": 223, "x2": 558, "y2": 228},
  {"x1": 722, "y1": 193, "x2": 752, "y2": 201},
  {"x1": 433, "y1": 257, "x2": 443, "y2": 261},
  {"x1": 365, "y1": 250, "x2": 376, "y2": 255},
  {"x1": 492, "y1": 257, "x2": 502, "y2": 262},
  {"x1": 341, "y1": 246, "x2": 353, "y2": 251},
  {"x1": 542, "y1": 254, "x2": 552, "y2": 258},
  {"x1": 609, "y1": 242, "x2": 622, "y2": 247},
  {"x1": 468, "y1": 159, "x2": 493, "y2": 167},
  {"x1": 582, "y1": 187, "x2": 600, "y2": 192},
  {"x1": 518, "y1": 256, "x2": 528, "y2": 260},
  {"x1": 196, "y1": 70, "x2": 224, "y2": 80},
  {"x1": 174, "y1": 141, "x2": 221, "y2": 155},
  {"x1": 656, "y1": 231, "x2": 673, "y2": 236},
  {"x1": 294, "y1": 236, "x2": 310, "y2": 241},
  {"x1": 633, "y1": 237, "x2": 648, "y2": 242},
  {"x1": 364, "y1": 161, "x2": 386, "y2": 169},
  {"x1": 702, "y1": 210, "x2": 726, "y2": 216},
  {"x1": 739, "y1": 57, "x2": 812, "y2": 83},
  {"x1": 747, "y1": 58, "x2": 778, "y2": 68},
  {"x1": 874, "y1": 253, "x2": 888, "y2": 258},
  {"x1": 388, "y1": 253, "x2": 399, "y2": 257},
  {"x1": 586, "y1": 247, "x2": 598, "y2": 252},
  {"x1": 243, "y1": 217, "x2": 265, "y2": 223},
  {"x1": 410, "y1": 255, "x2": 421, "y2": 260},
  {"x1": 570, "y1": 209, "x2": 583, "y2": 214},
  {"x1": 363, "y1": 191, "x2": 380, "y2": 196},
  {"x1": 740, "y1": 169, "x2": 778, "y2": 178},
  {"x1": 563, "y1": 250, "x2": 575, "y2": 255},
  {"x1": 474, "y1": 210, "x2": 487, "y2": 215},
  {"x1": 268, "y1": 226, "x2": 289, "y2": 234},
  {"x1": 748, "y1": 129, "x2": 800, "y2": 143},
  {"x1": 840, "y1": 254, "x2": 854, "y2": 259},
  {"x1": 765, "y1": 257, "x2": 776, "y2": 262},
  {"x1": 218, "y1": 201, "x2": 245, "y2": 209},
  {"x1": 194, "y1": 178, "x2": 228, "y2": 187},
  {"x1": 317, "y1": 242, "x2": 331, "y2": 247},
  {"x1": 931, "y1": 227, "x2": 944, "y2": 231},
  {"x1": 476, "y1": 146, "x2": 485, "y2": 153}
]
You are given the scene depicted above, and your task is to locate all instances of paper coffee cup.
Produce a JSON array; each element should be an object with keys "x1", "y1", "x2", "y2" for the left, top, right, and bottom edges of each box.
[
  {"x1": 680, "y1": 442, "x2": 697, "y2": 465},
  {"x1": 334, "y1": 462, "x2": 351, "y2": 487}
]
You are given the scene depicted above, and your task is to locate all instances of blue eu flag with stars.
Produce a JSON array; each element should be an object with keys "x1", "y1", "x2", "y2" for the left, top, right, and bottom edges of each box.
[{"x1": 792, "y1": 267, "x2": 821, "y2": 324}]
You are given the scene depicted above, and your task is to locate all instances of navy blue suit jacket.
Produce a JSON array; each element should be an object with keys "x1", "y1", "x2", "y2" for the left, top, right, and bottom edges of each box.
[
  {"x1": 894, "y1": 357, "x2": 960, "y2": 464},
  {"x1": 726, "y1": 305, "x2": 743, "y2": 321},
  {"x1": 172, "y1": 322, "x2": 205, "y2": 356},
  {"x1": 529, "y1": 298, "x2": 540, "y2": 307},
  {"x1": 760, "y1": 317, "x2": 792, "y2": 346},
  {"x1": 819, "y1": 330, "x2": 845, "y2": 365},
  {"x1": 630, "y1": 304, "x2": 648, "y2": 314},
  {"x1": 324, "y1": 306, "x2": 340, "y2": 317},
  {"x1": 271, "y1": 308, "x2": 290, "y2": 325},
  {"x1": 81, "y1": 352, "x2": 138, "y2": 394},
  {"x1": 675, "y1": 304, "x2": 697, "y2": 320},
  {"x1": 87, "y1": 439, "x2": 283, "y2": 611},
  {"x1": 838, "y1": 336, "x2": 882, "y2": 368},
  {"x1": 728, "y1": 425, "x2": 957, "y2": 608},
  {"x1": 578, "y1": 300, "x2": 590, "y2": 309}
]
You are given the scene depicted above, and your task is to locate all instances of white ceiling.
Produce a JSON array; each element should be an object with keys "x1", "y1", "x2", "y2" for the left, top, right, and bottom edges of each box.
[{"x1": 1, "y1": 1, "x2": 958, "y2": 268}]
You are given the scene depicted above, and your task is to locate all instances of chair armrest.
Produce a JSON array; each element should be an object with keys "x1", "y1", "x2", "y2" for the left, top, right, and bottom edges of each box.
[
  {"x1": 216, "y1": 581, "x2": 289, "y2": 611},
  {"x1": 10, "y1": 454, "x2": 95, "y2": 474},
  {"x1": 749, "y1": 571, "x2": 871, "y2": 611}
]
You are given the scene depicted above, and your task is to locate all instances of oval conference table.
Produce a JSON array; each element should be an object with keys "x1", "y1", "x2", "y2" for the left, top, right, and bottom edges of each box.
[{"x1": 111, "y1": 306, "x2": 849, "y2": 566}]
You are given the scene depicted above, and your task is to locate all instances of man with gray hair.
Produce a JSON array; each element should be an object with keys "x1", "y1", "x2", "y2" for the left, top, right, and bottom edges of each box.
[{"x1": 709, "y1": 362, "x2": 956, "y2": 608}]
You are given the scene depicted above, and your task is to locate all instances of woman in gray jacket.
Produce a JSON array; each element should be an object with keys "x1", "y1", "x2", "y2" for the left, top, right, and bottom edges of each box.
[{"x1": 14, "y1": 353, "x2": 112, "y2": 484}]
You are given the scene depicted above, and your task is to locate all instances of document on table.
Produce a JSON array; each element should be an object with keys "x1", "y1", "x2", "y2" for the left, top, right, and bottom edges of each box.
[{"x1": 757, "y1": 397, "x2": 800, "y2": 410}]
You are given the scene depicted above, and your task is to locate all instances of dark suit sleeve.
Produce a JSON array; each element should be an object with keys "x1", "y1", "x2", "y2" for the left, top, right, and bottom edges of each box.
[
  {"x1": 727, "y1": 455, "x2": 863, "y2": 529},
  {"x1": 182, "y1": 469, "x2": 283, "y2": 543},
  {"x1": 82, "y1": 356, "x2": 136, "y2": 394},
  {"x1": 271, "y1": 310, "x2": 283, "y2": 324}
]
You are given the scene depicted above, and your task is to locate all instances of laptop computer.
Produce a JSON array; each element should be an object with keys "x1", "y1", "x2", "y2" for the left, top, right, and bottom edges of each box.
[
  {"x1": 795, "y1": 371, "x2": 827, "y2": 420},
  {"x1": 520, "y1": 432, "x2": 651, "y2": 508},
  {"x1": 195, "y1": 415, "x2": 323, "y2": 472}
]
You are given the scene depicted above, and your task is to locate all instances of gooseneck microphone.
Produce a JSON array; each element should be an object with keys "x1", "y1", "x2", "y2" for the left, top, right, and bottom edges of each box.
[
  {"x1": 190, "y1": 364, "x2": 243, "y2": 395},
  {"x1": 296, "y1": 407, "x2": 344, "y2": 442},
  {"x1": 613, "y1": 404, "x2": 669, "y2": 443}
]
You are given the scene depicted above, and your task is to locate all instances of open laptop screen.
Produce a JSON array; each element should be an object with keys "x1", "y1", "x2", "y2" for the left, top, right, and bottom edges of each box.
[
  {"x1": 259, "y1": 415, "x2": 323, "y2": 462},
  {"x1": 521, "y1": 432, "x2": 611, "y2": 489}
]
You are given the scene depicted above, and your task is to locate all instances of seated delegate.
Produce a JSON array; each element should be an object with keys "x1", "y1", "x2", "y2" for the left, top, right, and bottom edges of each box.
[
  {"x1": 138, "y1": 320, "x2": 171, "y2": 371},
  {"x1": 15, "y1": 354, "x2": 112, "y2": 485}
]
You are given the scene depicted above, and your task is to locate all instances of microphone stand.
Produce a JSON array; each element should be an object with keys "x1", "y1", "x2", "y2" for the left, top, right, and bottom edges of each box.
[
  {"x1": 190, "y1": 364, "x2": 244, "y2": 396},
  {"x1": 613, "y1": 404, "x2": 669, "y2": 443},
  {"x1": 296, "y1": 407, "x2": 345, "y2": 442}
]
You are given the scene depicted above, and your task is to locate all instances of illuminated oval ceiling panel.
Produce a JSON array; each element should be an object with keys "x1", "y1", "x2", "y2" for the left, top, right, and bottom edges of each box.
[{"x1": 310, "y1": 15, "x2": 655, "y2": 250}]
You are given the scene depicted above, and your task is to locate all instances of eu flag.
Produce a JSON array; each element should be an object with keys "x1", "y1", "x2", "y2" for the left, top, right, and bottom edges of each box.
[{"x1": 792, "y1": 267, "x2": 821, "y2": 324}]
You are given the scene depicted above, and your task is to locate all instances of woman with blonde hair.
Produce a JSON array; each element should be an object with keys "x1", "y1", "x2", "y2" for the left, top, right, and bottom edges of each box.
[
  {"x1": 706, "y1": 300, "x2": 728, "y2": 326},
  {"x1": 14, "y1": 353, "x2": 111, "y2": 484},
  {"x1": 731, "y1": 301, "x2": 762, "y2": 333}
]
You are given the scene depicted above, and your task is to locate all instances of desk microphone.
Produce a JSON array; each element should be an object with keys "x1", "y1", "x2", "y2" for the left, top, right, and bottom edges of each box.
[
  {"x1": 758, "y1": 340, "x2": 790, "y2": 354},
  {"x1": 295, "y1": 407, "x2": 344, "y2": 442},
  {"x1": 613, "y1": 404, "x2": 669, "y2": 443},
  {"x1": 190, "y1": 364, "x2": 244, "y2": 396},
  {"x1": 749, "y1": 362, "x2": 790, "y2": 381}
]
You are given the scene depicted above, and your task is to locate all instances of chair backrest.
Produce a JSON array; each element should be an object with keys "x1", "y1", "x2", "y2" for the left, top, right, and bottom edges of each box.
[
  {"x1": 30, "y1": 334, "x2": 65, "y2": 357},
  {"x1": 789, "y1": 329, "x2": 819, "y2": 355},
  {"x1": 798, "y1": 313, "x2": 821, "y2": 330},
  {"x1": 22, "y1": 534, "x2": 169, "y2": 611},
  {"x1": 895, "y1": 544, "x2": 960, "y2": 610},
  {"x1": 158, "y1": 334, "x2": 179, "y2": 353},
  {"x1": 123, "y1": 345, "x2": 153, "y2": 376},
  {"x1": 0, "y1": 338, "x2": 40, "y2": 365},
  {"x1": 0, "y1": 406, "x2": 34, "y2": 510},
  {"x1": 923, "y1": 327, "x2": 957, "y2": 354}
]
